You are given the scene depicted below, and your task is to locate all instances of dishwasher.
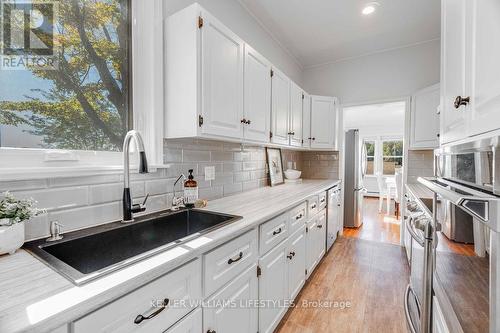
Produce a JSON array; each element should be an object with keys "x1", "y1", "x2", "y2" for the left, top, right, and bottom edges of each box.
[{"x1": 326, "y1": 185, "x2": 341, "y2": 251}]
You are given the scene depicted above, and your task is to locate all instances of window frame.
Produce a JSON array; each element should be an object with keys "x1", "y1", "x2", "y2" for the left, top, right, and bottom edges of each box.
[
  {"x1": 361, "y1": 135, "x2": 403, "y2": 178},
  {"x1": 0, "y1": 0, "x2": 165, "y2": 181},
  {"x1": 381, "y1": 138, "x2": 404, "y2": 175}
]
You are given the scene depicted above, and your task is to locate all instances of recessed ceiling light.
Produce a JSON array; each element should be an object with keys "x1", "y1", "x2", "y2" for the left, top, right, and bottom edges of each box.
[{"x1": 362, "y1": 2, "x2": 379, "y2": 15}]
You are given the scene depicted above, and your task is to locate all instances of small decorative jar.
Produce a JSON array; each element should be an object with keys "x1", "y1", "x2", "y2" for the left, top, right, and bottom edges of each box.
[{"x1": 0, "y1": 219, "x2": 25, "y2": 255}]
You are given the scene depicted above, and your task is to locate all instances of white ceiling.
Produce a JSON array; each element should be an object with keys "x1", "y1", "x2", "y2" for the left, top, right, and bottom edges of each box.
[{"x1": 238, "y1": 0, "x2": 440, "y2": 68}]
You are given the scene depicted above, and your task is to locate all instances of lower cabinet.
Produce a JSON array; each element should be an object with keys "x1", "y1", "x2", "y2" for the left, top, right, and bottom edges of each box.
[
  {"x1": 287, "y1": 226, "x2": 306, "y2": 300},
  {"x1": 432, "y1": 296, "x2": 450, "y2": 333},
  {"x1": 203, "y1": 264, "x2": 258, "y2": 333},
  {"x1": 165, "y1": 308, "x2": 202, "y2": 333},
  {"x1": 306, "y1": 209, "x2": 326, "y2": 278},
  {"x1": 72, "y1": 259, "x2": 201, "y2": 333},
  {"x1": 258, "y1": 240, "x2": 289, "y2": 333}
]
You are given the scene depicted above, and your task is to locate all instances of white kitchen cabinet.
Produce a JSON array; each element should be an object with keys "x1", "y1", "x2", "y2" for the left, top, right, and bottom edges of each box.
[
  {"x1": 289, "y1": 82, "x2": 303, "y2": 147},
  {"x1": 165, "y1": 4, "x2": 244, "y2": 141},
  {"x1": 468, "y1": 0, "x2": 500, "y2": 137},
  {"x1": 440, "y1": 0, "x2": 468, "y2": 144},
  {"x1": 440, "y1": 0, "x2": 500, "y2": 144},
  {"x1": 305, "y1": 209, "x2": 326, "y2": 278},
  {"x1": 287, "y1": 226, "x2": 306, "y2": 300},
  {"x1": 310, "y1": 95, "x2": 337, "y2": 150},
  {"x1": 204, "y1": 264, "x2": 258, "y2": 333},
  {"x1": 200, "y1": 9, "x2": 244, "y2": 139},
  {"x1": 258, "y1": 240, "x2": 288, "y2": 333},
  {"x1": 302, "y1": 94, "x2": 312, "y2": 149},
  {"x1": 73, "y1": 260, "x2": 201, "y2": 333},
  {"x1": 166, "y1": 308, "x2": 202, "y2": 333},
  {"x1": 305, "y1": 214, "x2": 319, "y2": 277},
  {"x1": 410, "y1": 84, "x2": 440, "y2": 149},
  {"x1": 243, "y1": 44, "x2": 272, "y2": 143},
  {"x1": 271, "y1": 68, "x2": 291, "y2": 145}
]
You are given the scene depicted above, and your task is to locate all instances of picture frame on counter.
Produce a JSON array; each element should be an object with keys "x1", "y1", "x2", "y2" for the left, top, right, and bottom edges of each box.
[{"x1": 266, "y1": 147, "x2": 284, "y2": 186}]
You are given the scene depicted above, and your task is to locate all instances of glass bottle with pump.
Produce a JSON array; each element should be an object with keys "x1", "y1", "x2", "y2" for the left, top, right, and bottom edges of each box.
[{"x1": 184, "y1": 169, "x2": 198, "y2": 208}]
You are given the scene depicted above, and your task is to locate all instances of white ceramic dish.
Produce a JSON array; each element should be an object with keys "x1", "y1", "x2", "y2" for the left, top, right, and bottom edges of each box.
[{"x1": 284, "y1": 169, "x2": 301, "y2": 180}]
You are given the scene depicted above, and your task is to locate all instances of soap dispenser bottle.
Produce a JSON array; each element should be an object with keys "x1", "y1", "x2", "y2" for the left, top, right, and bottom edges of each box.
[{"x1": 184, "y1": 169, "x2": 198, "y2": 208}]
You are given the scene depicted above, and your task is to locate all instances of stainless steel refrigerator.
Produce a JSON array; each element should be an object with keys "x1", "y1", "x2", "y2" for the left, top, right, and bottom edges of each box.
[{"x1": 343, "y1": 129, "x2": 365, "y2": 228}]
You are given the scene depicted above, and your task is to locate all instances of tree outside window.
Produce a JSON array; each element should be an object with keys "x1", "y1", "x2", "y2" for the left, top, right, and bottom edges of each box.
[
  {"x1": 0, "y1": 0, "x2": 130, "y2": 152},
  {"x1": 364, "y1": 140, "x2": 375, "y2": 175},
  {"x1": 382, "y1": 140, "x2": 403, "y2": 175}
]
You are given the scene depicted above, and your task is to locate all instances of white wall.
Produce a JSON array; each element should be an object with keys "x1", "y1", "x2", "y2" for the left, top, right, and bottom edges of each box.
[
  {"x1": 164, "y1": 0, "x2": 303, "y2": 84},
  {"x1": 302, "y1": 40, "x2": 440, "y2": 104}
]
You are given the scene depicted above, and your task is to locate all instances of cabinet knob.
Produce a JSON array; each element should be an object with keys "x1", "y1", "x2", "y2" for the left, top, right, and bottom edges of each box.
[
  {"x1": 246, "y1": 119, "x2": 251, "y2": 125},
  {"x1": 454, "y1": 96, "x2": 470, "y2": 109},
  {"x1": 207, "y1": 330, "x2": 216, "y2": 333},
  {"x1": 312, "y1": 137, "x2": 316, "y2": 141},
  {"x1": 240, "y1": 118, "x2": 247, "y2": 124}
]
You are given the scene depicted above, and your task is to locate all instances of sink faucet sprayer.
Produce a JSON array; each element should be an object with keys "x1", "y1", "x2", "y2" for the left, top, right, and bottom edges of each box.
[{"x1": 122, "y1": 130, "x2": 149, "y2": 222}]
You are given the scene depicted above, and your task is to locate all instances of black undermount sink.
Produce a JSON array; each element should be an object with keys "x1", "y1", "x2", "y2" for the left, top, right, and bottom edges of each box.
[{"x1": 24, "y1": 209, "x2": 241, "y2": 285}]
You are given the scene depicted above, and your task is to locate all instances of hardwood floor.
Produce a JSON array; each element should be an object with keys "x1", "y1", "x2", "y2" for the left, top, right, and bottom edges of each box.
[
  {"x1": 343, "y1": 197, "x2": 401, "y2": 245},
  {"x1": 276, "y1": 237, "x2": 410, "y2": 333},
  {"x1": 436, "y1": 231, "x2": 476, "y2": 256}
]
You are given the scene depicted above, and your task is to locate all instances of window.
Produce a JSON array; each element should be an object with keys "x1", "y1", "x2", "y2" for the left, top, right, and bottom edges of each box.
[
  {"x1": 382, "y1": 140, "x2": 403, "y2": 175},
  {"x1": 0, "y1": 0, "x2": 131, "y2": 152},
  {"x1": 364, "y1": 140, "x2": 375, "y2": 175}
]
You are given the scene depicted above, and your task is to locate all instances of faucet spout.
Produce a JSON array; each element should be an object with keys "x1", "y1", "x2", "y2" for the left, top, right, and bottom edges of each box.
[{"x1": 122, "y1": 130, "x2": 149, "y2": 222}]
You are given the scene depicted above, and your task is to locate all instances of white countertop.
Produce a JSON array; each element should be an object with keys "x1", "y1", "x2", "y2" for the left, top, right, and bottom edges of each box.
[{"x1": 0, "y1": 179, "x2": 340, "y2": 333}]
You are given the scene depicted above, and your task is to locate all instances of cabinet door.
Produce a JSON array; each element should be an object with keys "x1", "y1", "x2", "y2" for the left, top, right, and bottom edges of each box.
[
  {"x1": 287, "y1": 226, "x2": 306, "y2": 300},
  {"x1": 258, "y1": 241, "x2": 288, "y2": 333},
  {"x1": 271, "y1": 68, "x2": 291, "y2": 145},
  {"x1": 204, "y1": 264, "x2": 258, "y2": 333},
  {"x1": 302, "y1": 94, "x2": 311, "y2": 148},
  {"x1": 305, "y1": 215, "x2": 318, "y2": 278},
  {"x1": 200, "y1": 10, "x2": 244, "y2": 139},
  {"x1": 315, "y1": 210, "x2": 327, "y2": 262},
  {"x1": 244, "y1": 45, "x2": 271, "y2": 143},
  {"x1": 310, "y1": 95, "x2": 336, "y2": 149},
  {"x1": 440, "y1": 0, "x2": 468, "y2": 144},
  {"x1": 410, "y1": 84, "x2": 440, "y2": 149},
  {"x1": 166, "y1": 308, "x2": 202, "y2": 333},
  {"x1": 468, "y1": 0, "x2": 500, "y2": 137},
  {"x1": 289, "y1": 82, "x2": 303, "y2": 147}
]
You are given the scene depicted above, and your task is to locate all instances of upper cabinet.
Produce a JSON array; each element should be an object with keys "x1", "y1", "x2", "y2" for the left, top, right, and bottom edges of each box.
[
  {"x1": 289, "y1": 82, "x2": 304, "y2": 147},
  {"x1": 200, "y1": 10, "x2": 245, "y2": 139},
  {"x1": 309, "y1": 95, "x2": 338, "y2": 150},
  {"x1": 244, "y1": 45, "x2": 272, "y2": 143},
  {"x1": 468, "y1": 0, "x2": 500, "y2": 137},
  {"x1": 410, "y1": 84, "x2": 440, "y2": 149},
  {"x1": 165, "y1": 3, "x2": 339, "y2": 150},
  {"x1": 271, "y1": 68, "x2": 291, "y2": 145},
  {"x1": 440, "y1": 0, "x2": 500, "y2": 144}
]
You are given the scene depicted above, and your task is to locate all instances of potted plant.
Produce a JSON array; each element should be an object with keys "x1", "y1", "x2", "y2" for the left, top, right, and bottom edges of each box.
[{"x1": 0, "y1": 192, "x2": 46, "y2": 255}]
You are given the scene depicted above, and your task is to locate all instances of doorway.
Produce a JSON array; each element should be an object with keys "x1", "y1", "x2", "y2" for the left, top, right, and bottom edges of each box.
[{"x1": 341, "y1": 100, "x2": 407, "y2": 245}]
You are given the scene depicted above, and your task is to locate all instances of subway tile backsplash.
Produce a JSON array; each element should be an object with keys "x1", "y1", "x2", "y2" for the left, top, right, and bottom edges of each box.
[
  {"x1": 407, "y1": 150, "x2": 434, "y2": 183},
  {"x1": 0, "y1": 139, "x2": 340, "y2": 241}
]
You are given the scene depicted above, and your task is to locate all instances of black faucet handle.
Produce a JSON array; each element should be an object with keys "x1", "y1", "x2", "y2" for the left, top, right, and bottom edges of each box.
[
  {"x1": 142, "y1": 193, "x2": 150, "y2": 206},
  {"x1": 132, "y1": 194, "x2": 149, "y2": 213}
]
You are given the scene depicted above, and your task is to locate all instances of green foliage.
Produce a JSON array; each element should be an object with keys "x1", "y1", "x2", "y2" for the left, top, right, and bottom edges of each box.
[
  {"x1": 0, "y1": 192, "x2": 46, "y2": 224},
  {"x1": 0, "y1": 0, "x2": 129, "y2": 151}
]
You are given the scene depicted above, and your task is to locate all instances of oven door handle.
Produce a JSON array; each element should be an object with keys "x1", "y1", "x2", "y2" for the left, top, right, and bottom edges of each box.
[
  {"x1": 406, "y1": 215, "x2": 425, "y2": 247},
  {"x1": 404, "y1": 284, "x2": 419, "y2": 333}
]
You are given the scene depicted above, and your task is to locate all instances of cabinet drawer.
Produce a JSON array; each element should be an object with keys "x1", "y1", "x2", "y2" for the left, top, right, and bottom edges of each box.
[
  {"x1": 289, "y1": 202, "x2": 307, "y2": 235},
  {"x1": 307, "y1": 195, "x2": 319, "y2": 218},
  {"x1": 166, "y1": 308, "x2": 202, "y2": 333},
  {"x1": 259, "y1": 212, "x2": 289, "y2": 255},
  {"x1": 318, "y1": 191, "x2": 327, "y2": 210},
  {"x1": 73, "y1": 259, "x2": 202, "y2": 333},
  {"x1": 204, "y1": 229, "x2": 258, "y2": 297}
]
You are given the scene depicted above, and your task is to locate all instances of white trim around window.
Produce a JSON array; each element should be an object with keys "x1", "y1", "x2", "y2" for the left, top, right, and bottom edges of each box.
[{"x1": 0, "y1": 0, "x2": 166, "y2": 181}]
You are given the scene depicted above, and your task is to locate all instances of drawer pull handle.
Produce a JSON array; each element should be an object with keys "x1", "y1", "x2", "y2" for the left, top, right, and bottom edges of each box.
[
  {"x1": 295, "y1": 213, "x2": 303, "y2": 220},
  {"x1": 228, "y1": 252, "x2": 243, "y2": 264},
  {"x1": 311, "y1": 204, "x2": 317, "y2": 209},
  {"x1": 134, "y1": 298, "x2": 169, "y2": 325},
  {"x1": 287, "y1": 254, "x2": 293, "y2": 260},
  {"x1": 317, "y1": 224, "x2": 323, "y2": 229},
  {"x1": 320, "y1": 198, "x2": 326, "y2": 203},
  {"x1": 272, "y1": 227, "x2": 282, "y2": 236},
  {"x1": 207, "y1": 330, "x2": 216, "y2": 333}
]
